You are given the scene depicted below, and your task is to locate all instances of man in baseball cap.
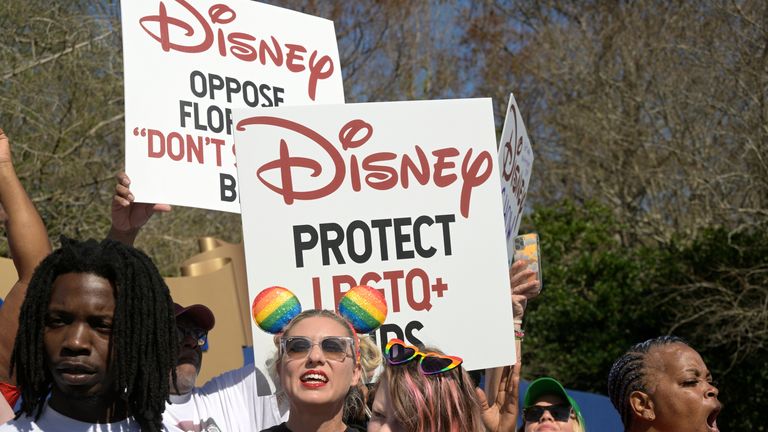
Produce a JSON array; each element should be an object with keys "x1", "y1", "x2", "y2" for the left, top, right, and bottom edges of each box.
[
  {"x1": 164, "y1": 300, "x2": 281, "y2": 431},
  {"x1": 173, "y1": 303, "x2": 215, "y2": 396}
]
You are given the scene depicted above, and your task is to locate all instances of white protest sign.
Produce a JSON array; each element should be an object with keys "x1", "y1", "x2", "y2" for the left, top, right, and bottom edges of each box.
[
  {"x1": 121, "y1": 0, "x2": 344, "y2": 212},
  {"x1": 234, "y1": 98, "x2": 516, "y2": 374},
  {"x1": 499, "y1": 93, "x2": 534, "y2": 265}
]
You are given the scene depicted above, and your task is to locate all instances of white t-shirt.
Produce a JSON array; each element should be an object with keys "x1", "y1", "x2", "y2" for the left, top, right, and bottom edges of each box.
[
  {"x1": 163, "y1": 365, "x2": 283, "y2": 432},
  {"x1": 0, "y1": 402, "x2": 150, "y2": 431}
]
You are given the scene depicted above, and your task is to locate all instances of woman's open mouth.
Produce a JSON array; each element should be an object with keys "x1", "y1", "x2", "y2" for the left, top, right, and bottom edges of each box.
[
  {"x1": 706, "y1": 405, "x2": 721, "y2": 432},
  {"x1": 300, "y1": 370, "x2": 328, "y2": 388}
]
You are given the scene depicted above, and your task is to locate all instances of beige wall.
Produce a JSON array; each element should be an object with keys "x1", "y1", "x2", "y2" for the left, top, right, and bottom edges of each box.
[
  {"x1": 0, "y1": 258, "x2": 16, "y2": 300},
  {"x1": 0, "y1": 239, "x2": 248, "y2": 384}
]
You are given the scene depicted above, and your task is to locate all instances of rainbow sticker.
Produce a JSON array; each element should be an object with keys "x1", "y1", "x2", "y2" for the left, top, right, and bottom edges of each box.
[
  {"x1": 252, "y1": 286, "x2": 301, "y2": 334},
  {"x1": 338, "y1": 285, "x2": 387, "y2": 333}
]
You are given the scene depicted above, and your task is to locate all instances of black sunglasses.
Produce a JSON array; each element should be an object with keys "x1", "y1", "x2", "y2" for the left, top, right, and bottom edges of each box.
[{"x1": 523, "y1": 404, "x2": 573, "y2": 422}]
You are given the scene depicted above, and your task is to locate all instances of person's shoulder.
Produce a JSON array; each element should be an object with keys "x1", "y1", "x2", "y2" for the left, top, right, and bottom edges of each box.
[
  {"x1": 0, "y1": 421, "x2": 19, "y2": 431},
  {"x1": 198, "y1": 364, "x2": 273, "y2": 397},
  {"x1": 0, "y1": 406, "x2": 144, "y2": 432},
  {"x1": 0, "y1": 414, "x2": 37, "y2": 431}
]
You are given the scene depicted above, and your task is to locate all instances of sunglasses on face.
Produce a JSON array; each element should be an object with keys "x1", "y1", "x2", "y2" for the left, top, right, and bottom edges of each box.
[
  {"x1": 280, "y1": 336, "x2": 355, "y2": 362},
  {"x1": 384, "y1": 338, "x2": 463, "y2": 375},
  {"x1": 523, "y1": 404, "x2": 573, "y2": 423},
  {"x1": 176, "y1": 326, "x2": 208, "y2": 347}
]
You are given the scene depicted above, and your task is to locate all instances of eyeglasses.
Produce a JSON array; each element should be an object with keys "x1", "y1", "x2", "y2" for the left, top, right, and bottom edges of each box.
[
  {"x1": 280, "y1": 336, "x2": 355, "y2": 362},
  {"x1": 384, "y1": 338, "x2": 463, "y2": 375},
  {"x1": 177, "y1": 326, "x2": 208, "y2": 347},
  {"x1": 522, "y1": 404, "x2": 573, "y2": 423}
]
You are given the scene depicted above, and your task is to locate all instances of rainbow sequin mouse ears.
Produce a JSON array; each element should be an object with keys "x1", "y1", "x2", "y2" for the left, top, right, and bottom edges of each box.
[
  {"x1": 251, "y1": 285, "x2": 388, "y2": 334},
  {"x1": 251, "y1": 286, "x2": 301, "y2": 334}
]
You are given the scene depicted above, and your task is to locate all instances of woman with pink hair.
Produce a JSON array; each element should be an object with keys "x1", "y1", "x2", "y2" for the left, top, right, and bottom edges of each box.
[{"x1": 367, "y1": 259, "x2": 538, "y2": 432}]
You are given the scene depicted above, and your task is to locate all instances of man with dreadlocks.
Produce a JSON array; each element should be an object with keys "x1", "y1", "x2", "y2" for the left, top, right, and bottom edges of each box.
[
  {"x1": 0, "y1": 130, "x2": 176, "y2": 431},
  {"x1": 0, "y1": 236, "x2": 179, "y2": 432}
]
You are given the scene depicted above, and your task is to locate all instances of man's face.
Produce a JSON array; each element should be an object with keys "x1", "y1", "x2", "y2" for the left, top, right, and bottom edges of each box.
[
  {"x1": 44, "y1": 272, "x2": 116, "y2": 399},
  {"x1": 173, "y1": 315, "x2": 204, "y2": 394}
]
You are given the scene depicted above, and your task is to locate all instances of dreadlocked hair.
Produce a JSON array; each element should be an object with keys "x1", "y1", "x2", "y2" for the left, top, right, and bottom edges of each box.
[
  {"x1": 607, "y1": 335, "x2": 687, "y2": 431},
  {"x1": 10, "y1": 237, "x2": 177, "y2": 432}
]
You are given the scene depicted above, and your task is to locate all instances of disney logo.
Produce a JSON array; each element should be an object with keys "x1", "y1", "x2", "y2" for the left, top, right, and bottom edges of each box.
[{"x1": 237, "y1": 116, "x2": 494, "y2": 219}]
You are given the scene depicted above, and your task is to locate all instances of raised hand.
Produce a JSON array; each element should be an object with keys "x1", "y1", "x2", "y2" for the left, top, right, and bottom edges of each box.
[
  {"x1": 477, "y1": 362, "x2": 522, "y2": 432},
  {"x1": 0, "y1": 128, "x2": 12, "y2": 167},
  {"x1": 109, "y1": 172, "x2": 171, "y2": 245}
]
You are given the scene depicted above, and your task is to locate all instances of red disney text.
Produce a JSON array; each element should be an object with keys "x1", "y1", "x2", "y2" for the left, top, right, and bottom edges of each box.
[{"x1": 139, "y1": 0, "x2": 334, "y2": 100}]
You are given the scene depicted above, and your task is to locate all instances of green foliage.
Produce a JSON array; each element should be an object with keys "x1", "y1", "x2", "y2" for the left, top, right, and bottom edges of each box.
[
  {"x1": 663, "y1": 227, "x2": 768, "y2": 432},
  {"x1": 522, "y1": 201, "x2": 665, "y2": 391},
  {"x1": 522, "y1": 202, "x2": 768, "y2": 430}
]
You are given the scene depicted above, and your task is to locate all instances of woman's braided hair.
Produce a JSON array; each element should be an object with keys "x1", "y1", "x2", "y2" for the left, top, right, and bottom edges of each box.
[{"x1": 607, "y1": 335, "x2": 687, "y2": 430}]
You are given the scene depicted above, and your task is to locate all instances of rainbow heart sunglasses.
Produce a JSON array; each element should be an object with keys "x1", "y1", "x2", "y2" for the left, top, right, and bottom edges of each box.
[{"x1": 384, "y1": 338, "x2": 463, "y2": 375}]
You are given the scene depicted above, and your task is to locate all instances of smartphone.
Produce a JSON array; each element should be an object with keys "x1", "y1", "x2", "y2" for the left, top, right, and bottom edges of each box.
[{"x1": 514, "y1": 233, "x2": 542, "y2": 290}]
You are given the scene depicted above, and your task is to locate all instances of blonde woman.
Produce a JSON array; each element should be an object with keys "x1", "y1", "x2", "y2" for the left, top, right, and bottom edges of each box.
[{"x1": 262, "y1": 309, "x2": 364, "y2": 432}]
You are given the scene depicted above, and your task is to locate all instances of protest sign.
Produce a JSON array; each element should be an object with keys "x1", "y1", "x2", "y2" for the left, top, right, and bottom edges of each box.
[
  {"x1": 234, "y1": 98, "x2": 516, "y2": 373},
  {"x1": 499, "y1": 93, "x2": 534, "y2": 265},
  {"x1": 120, "y1": 0, "x2": 344, "y2": 212}
]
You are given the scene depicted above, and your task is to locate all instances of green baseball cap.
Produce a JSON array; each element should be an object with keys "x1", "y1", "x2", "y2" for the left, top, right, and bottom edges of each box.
[{"x1": 523, "y1": 377, "x2": 586, "y2": 430}]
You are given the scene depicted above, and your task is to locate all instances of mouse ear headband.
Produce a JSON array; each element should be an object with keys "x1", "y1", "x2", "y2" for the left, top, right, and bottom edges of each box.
[{"x1": 251, "y1": 285, "x2": 388, "y2": 335}]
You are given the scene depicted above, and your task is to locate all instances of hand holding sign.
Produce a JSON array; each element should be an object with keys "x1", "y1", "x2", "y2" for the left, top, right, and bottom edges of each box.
[{"x1": 109, "y1": 172, "x2": 172, "y2": 246}]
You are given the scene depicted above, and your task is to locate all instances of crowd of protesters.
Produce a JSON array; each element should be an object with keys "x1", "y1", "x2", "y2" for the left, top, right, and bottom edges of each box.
[{"x1": 0, "y1": 126, "x2": 720, "y2": 431}]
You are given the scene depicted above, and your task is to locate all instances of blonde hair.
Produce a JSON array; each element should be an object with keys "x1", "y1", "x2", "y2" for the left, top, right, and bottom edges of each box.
[
  {"x1": 265, "y1": 309, "x2": 362, "y2": 383},
  {"x1": 346, "y1": 335, "x2": 381, "y2": 425},
  {"x1": 358, "y1": 334, "x2": 382, "y2": 383}
]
